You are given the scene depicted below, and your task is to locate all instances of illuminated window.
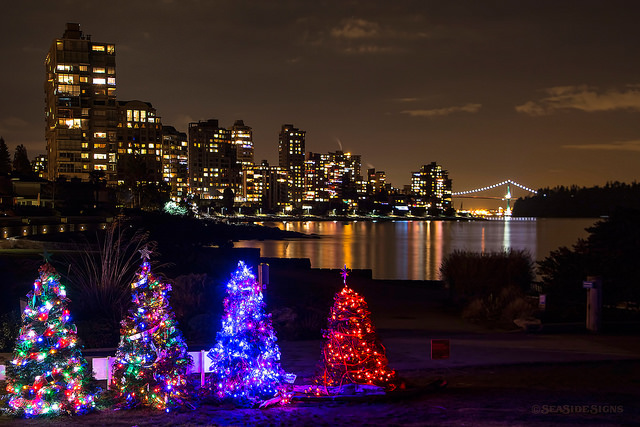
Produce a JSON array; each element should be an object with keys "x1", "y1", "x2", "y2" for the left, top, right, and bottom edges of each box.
[
  {"x1": 81, "y1": 142, "x2": 89, "y2": 148},
  {"x1": 56, "y1": 64, "x2": 72, "y2": 72},
  {"x1": 94, "y1": 164, "x2": 107, "y2": 170},
  {"x1": 140, "y1": 110, "x2": 146, "y2": 121},
  {"x1": 133, "y1": 110, "x2": 139, "y2": 122},
  {"x1": 57, "y1": 85, "x2": 80, "y2": 96},
  {"x1": 60, "y1": 118, "x2": 81, "y2": 129},
  {"x1": 107, "y1": 45, "x2": 115, "y2": 54},
  {"x1": 57, "y1": 74, "x2": 74, "y2": 84},
  {"x1": 107, "y1": 77, "x2": 116, "y2": 85},
  {"x1": 94, "y1": 143, "x2": 107, "y2": 149},
  {"x1": 81, "y1": 153, "x2": 89, "y2": 159},
  {"x1": 94, "y1": 132, "x2": 107, "y2": 138},
  {"x1": 149, "y1": 143, "x2": 154, "y2": 149},
  {"x1": 93, "y1": 77, "x2": 106, "y2": 85},
  {"x1": 126, "y1": 110, "x2": 132, "y2": 121},
  {"x1": 92, "y1": 45, "x2": 105, "y2": 52},
  {"x1": 148, "y1": 117, "x2": 155, "y2": 123},
  {"x1": 94, "y1": 153, "x2": 107, "y2": 160},
  {"x1": 93, "y1": 67, "x2": 106, "y2": 74},
  {"x1": 80, "y1": 76, "x2": 88, "y2": 83},
  {"x1": 79, "y1": 65, "x2": 88, "y2": 72}
]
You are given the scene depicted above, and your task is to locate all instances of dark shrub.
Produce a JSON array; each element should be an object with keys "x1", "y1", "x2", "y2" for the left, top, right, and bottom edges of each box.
[
  {"x1": 0, "y1": 310, "x2": 20, "y2": 352},
  {"x1": 537, "y1": 208, "x2": 640, "y2": 322},
  {"x1": 440, "y1": 249, "x2": 535, "y2": 324}
]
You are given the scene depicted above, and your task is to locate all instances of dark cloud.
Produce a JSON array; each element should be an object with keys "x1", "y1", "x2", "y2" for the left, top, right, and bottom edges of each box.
[
  {"x1": 564, "y1": 140, "x2": 640, "y2": 152},
  {"x1": 516, "y1": 85, "x2": 640, "y2": 116},
  {"x1": 401, "y1": 103, "x2": 482, "y2": 118}
]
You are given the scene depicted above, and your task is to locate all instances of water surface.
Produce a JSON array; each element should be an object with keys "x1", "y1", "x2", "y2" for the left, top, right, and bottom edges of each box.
[{"x1": 234, "y1": 218, "x2": 597, "y2": 280}]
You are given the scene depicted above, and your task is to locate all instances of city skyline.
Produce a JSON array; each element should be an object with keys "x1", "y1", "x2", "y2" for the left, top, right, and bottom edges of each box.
[{"x1": 1, "y1": 1, "x2": 640, "y2": 208}]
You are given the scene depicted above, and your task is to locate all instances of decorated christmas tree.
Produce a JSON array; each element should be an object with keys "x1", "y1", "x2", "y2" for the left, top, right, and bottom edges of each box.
[
  {"x1": 110, "y1": 247, "x2": 192, "y2": 411},
  {"x1": 315, "y1": 266, "x2": 396, "y2": 392},
  {"x1": 207, "y1": 261, "x2": 288, "y2": 407},
  {"x1": 5, "y1": 263, "x2": 96, "y2": 417}
]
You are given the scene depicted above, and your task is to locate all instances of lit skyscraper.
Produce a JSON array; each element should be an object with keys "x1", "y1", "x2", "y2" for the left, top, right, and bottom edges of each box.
[
  {"x1": 411, "y1": 162, "x2": 453, "y2": 214},
  {"x1": 188, "y1": 119, "x2": 240, "y2": 200},
  {"x1": 116, "y1": 100, "x2": 163, "y2": 186},
  {"x1": 231, "y1": 120, "x2": 254, "y2": 169},
  {"x1": 305, "y1": 151, "x2": 362, "y2": 204},
  {"x1": 45, "y1": 23, "x2": 117, "y2": 183},
  {"x1": 162, "y1": 126, "x2": 189, "y2": 201},
  {"x1": 278, "y1": 124, "x2": 305, "y2": 206},
  {"x1": 242, "y1": 160, "x2": 287, "y2": 211}
]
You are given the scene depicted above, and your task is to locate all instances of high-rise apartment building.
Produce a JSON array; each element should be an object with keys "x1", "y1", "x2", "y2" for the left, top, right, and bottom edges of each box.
[
  {"x1": 278, "y1": 124, "x2": 306, "y2": 206},
  {"x1": 45, "y1": 23, "x2": 118, "y2": 183},
  {"x1": 367, "y1": 168, "x2": 388, "y2": 195},
  {"x1": 116, "y1": 100, "x2": 163, "y2": 185},
  {"x1": 188, "y1": 119, "x2": 240, "y2": 200},
  {"x1": 162, "y1": 126, "x2": 189, "y2": 201},
  {"x1": 231, "y1": 120, "x2": 254, "y2": 169},
  {"x1": 411, "y1": 162, "x2": 453, "y2": 214},
  {"x1": 242, "y1": 160, "x2": 287, "y2": 211},
  {"x1": 305, "y1": 151, "x2": 362, "y2": 203}
]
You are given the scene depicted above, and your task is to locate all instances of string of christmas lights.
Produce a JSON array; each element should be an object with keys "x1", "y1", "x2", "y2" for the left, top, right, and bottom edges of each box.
[
  {"x1": 5, "y1": 263, "x2": 97, "y2": 417},
  {"x1": 206, "y1": 261, "x2": 290, "y2": 407},
  {"x1": 314, "y1": 266, "x2": 396, "y2": 394},
  {"x1": 110, "y1": 248, "x2": 192, "y2": 411}
]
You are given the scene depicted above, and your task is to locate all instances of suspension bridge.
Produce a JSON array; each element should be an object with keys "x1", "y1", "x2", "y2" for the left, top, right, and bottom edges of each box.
[{"x1": 452, "y1": 179, "x2": 537, "y2": 215}]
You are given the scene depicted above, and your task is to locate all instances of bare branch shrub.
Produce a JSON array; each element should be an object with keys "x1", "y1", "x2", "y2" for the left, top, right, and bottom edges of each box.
[{"x1": 61, "y1": 220, "x2": 154, "y2": 333}]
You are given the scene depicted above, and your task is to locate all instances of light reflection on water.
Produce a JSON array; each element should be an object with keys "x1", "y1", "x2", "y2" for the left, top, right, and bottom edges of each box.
[{"x1": 234, "y1": 218, "x2": 597, "y2": 280}]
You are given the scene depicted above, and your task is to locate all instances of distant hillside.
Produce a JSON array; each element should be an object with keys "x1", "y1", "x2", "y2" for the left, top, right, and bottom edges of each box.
[{"x1": 513, "y1": 182, "x2": 640, "y2": 217}]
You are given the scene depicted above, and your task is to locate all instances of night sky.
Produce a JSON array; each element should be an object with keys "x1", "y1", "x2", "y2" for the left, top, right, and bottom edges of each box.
[{"x1": 1, "y1": 1, "x2": 639, "y2": 207}]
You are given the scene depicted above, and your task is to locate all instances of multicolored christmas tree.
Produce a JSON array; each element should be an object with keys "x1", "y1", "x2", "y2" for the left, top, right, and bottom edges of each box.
[
  {"x1": 315, "y1": 266, "x2": 396, "y2": 392},
  {"x1": 110, "y1": 247, "x2": 192, "y2": 411},
  {"x1": 207, "y1": 261, "x2": 288, "y2": 407},
  {"x1": 5, "y1": 263, "x2": 97, "y2": 417}
]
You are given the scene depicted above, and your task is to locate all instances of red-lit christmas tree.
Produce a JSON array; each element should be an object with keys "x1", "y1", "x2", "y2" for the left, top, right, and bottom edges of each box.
[
  {"x1": 5, "y1": 263, "x2": 97, "y2": 417},
  {"x1": 315, "y1": 266, "x2": 396, "y2": 393},
  {"x1": 110, "y1": 247, "x2": 192, "y2": 411}
]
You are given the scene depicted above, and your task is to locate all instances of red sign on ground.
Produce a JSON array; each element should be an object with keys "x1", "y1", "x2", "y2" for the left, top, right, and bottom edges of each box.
[{"x1": 431, "y1": 339, "x2": 450, "y2": 360}]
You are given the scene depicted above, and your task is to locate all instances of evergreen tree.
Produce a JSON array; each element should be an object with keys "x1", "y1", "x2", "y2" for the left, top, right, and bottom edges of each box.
[
  {"x1": 110, "y1": 248, "x2": 192, "y2": 411},
  {"x1": 207, "y1": 261, "x2": 287, "y2": 407},
  {"x1": 314, "y1": 267, "x2": 396, "y2": 392},
  {"x1": 12, "y1": 144, "x2": 32, "y2": 177},
  {"x1": 0, "y1": 137, "x2": 12, "y2": 175},
  {"x1": 5, "y1": 263, "x2": 96, "y2": 417}
]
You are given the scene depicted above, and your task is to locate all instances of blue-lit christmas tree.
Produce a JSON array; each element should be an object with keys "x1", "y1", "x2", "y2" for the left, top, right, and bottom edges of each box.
[
  {"x1": 206, "y1": 261, "x2": 288, "y2": 407},
  {"x1": 110, "y1": 247, "x2": 192, "y2": 411},
  {"x1": 5, "y1": 263, "x2": 97, "y2": 417}
]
